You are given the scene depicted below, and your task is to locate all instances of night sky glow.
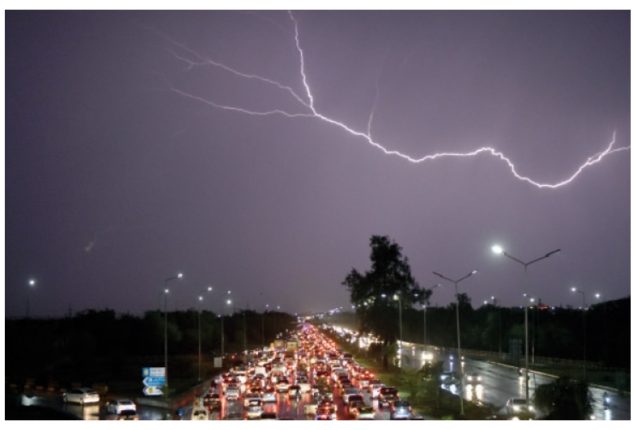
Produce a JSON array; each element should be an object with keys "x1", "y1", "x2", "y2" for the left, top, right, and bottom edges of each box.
[{"x1": 5, "y1": 10, "x2": 630, "y2": 316}]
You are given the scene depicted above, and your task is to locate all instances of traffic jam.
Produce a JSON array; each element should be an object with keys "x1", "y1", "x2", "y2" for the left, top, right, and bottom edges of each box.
[{"x1": 192, "y1": 323, "x2": 419, "y2": 420}]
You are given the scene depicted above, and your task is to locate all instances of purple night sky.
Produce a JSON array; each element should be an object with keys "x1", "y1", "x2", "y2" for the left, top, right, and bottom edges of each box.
[{"x1": 5, "y1": 11, "x2": 630, "y2": 317}]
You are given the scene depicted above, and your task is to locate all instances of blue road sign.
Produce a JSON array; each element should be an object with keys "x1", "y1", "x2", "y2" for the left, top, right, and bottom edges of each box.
[{"x1": 142, "y1": 367, "x2": 166, "y2": 396}]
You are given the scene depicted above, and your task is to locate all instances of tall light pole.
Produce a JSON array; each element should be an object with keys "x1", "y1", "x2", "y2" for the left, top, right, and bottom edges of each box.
[
  {"x1": 392, "y1": 293, "x2": 403, "y2": 362},
  {"x1": 489, "y1": 296, "x2": 503, "y2": 356},
  {"x1": 433, "y1": 269, "x2": 478, "y2": 417},
  {"x1": 163, "y1": 272, "x2": 183, "y2": 394},
  {"x1": 26, "y1": 278, "x2": 36, "y2": 318},
  {"x1": 222, "y1": 291, "x2": 232, "y2": 356},
  {"x1": 263, "y1": 304, "x2": 270, "y2": 347},
  {"x1": 491, "y1": 244, "x2": 560, "y2": 404},
  {"x1": 570, "y1": 287, "x2": 599, "y2": 380},
  {"x1": 416, "y1": 284, "x2": 439, "y2": 346},
  {"x1": 197, "y1": 295, "x2": 204, "y2": 381}
]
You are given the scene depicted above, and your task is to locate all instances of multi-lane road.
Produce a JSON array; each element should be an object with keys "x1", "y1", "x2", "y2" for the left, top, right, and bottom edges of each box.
[{"x1": 398, "y1": 341, "x2": 630, "y2": 420}]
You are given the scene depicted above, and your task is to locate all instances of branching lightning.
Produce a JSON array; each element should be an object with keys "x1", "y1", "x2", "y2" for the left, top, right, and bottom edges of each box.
[{"x1": 164, "y1": 12, "x2": 629, "y2": 189}]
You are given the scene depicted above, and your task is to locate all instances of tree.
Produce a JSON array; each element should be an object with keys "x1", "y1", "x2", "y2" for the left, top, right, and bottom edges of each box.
[
  {"x1": 343, "y1": 235, "x2": 431, "y2": 367},
  {"x1": 534, "y1": 377, "x2": 592, "y2": 419}
]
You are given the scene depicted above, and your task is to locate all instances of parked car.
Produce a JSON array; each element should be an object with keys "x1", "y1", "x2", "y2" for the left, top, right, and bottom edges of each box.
[{"x1": 63, "y1": 388, "x2": 100, "y2": 405}]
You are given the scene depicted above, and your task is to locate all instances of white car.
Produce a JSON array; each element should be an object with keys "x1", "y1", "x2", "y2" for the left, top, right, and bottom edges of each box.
[
  {"x1": 63, "y1": 388, "x2": 100, "y2": 405},
  {"x1": 106, "y1": 399, "x2": 136, "y2": 415},
  {"x1": 505, "y1": 398, "x2": 535, "y2": 417}
]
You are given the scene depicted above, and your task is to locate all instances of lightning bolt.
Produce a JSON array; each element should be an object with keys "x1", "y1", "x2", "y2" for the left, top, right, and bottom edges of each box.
[{"x1": 163, "y1": 12, "x2": 629, "y2": 189}]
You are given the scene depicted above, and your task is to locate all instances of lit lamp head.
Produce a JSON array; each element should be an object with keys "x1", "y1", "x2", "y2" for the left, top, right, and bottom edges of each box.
[
  {"x1": 198, "y1": 296, "x2": 203, "y2": 302},
  {"x1": 571, "y1": 287, "x2": 577, "y2": 293},
  {"x1": 594, "y1": 293, "x2": 601, "y2": 299},
  {"x1": 164, "y1": 288, "x2": 169, "y2": 294},
  {"x1": 393, "y1": 294, "x2": 399, "y2": 301},
  {"x1": 28, "y1": 279, "x2": 36, "y2": 287},
  {"x1": 491, "y1": 244, "x2": 504, "y2": 255},
  {"x1": 177, "y1": 273, "x2": 184, "y2": 279},
  {"x1": 226, "y1": 299, "x2": 232, "y2": 305},
  {"x1": 207, "y1": 286, "x2": 213, "y2": 292}
]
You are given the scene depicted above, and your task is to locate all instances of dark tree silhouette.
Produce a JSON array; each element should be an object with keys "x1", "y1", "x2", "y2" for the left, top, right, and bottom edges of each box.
[{"x1": 343, "y1": 235, "x2": 432, "y2": 367}]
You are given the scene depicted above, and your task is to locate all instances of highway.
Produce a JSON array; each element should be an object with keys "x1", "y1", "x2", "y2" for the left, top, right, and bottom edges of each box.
[{"x1": 399, "y1": 341, "x2": 630, "y2": 420}]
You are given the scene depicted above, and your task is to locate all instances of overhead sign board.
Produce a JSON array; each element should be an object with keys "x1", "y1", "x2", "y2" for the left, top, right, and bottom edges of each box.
[{"x1": 142, "y1": 367, "x2": 166, "y2": 396}]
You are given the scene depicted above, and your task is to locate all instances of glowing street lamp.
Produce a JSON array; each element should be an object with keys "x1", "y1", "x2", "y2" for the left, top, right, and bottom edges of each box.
[
  {"x1": 491, "y1": 244, "x2": 560, "y2": 404},
  {"x1": 432, "y1": 269, "x2": 478, "y2": 416}
]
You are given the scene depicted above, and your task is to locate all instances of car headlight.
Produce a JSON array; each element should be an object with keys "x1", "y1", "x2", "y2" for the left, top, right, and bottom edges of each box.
[
  {"x1": 513, "y1": 405, "x2": 520, "y2": 412},
  {"x1": 528, "y1": 405, "x2": 535, "y2": 411}
]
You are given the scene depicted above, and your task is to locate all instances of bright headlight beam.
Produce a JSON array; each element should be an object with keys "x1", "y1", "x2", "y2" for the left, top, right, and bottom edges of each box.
[{"x1": 164, "y1": 12, "x2": 629, "y2": 190}]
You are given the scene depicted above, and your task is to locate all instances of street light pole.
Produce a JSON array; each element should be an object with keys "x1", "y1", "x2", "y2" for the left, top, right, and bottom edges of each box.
[
  {"x1": 392, "y1": 294, "x2": 403, "y2": 360},
  {"x1": 419, "y1": 284, "x2": 439, "y2": 346},
  {"x1": 433, "y1": 269, "x2": 478, "y2": 417},
  {"x1": 197, "y1": 295, "x2": 203, "y2": 382},
  {"x1": 163, "y1": 272, "x2": 183, "y2": 394},
  {"x1": 571, "y1": 287, "x2": 597, "y2": 380},
  {"x1": 491, "y1": 244, "x2": 560, "y2": 405}
]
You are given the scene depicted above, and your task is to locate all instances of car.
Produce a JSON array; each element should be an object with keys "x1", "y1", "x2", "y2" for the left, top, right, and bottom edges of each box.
[
  {"x1": 505, "y1": 398, "x2": 536, "y2": 418},
  {"x1": 370, "y1": 381, "x2": 385, "y2": 398},
  {"x1": 246, "y1": 402, "x2": 263, "y2": 419},
  {"x1": 288, "y1": 384, "x2": 301, "y2": 399},
  {"x1": 315, "y1": 405, "x2": 336, "y2": 420},
  {"x1": 204, "y1": 393, "x2": 222, "y2": 411},
  {"x1": 356, "y1": 405, "x2": 376, "y2": 420},
  {"x1": 276, "y1": 378, "x2": 290, "y2": 393},
  {"x1": 348, "y1": 398, "x2": 365, "y2": 417},
  {"x1": 191, "y1": 407, "x2": 209, "y2": 420},
  {"x1": 304, "y1": 399, "x2": 319, "y2": 416},
  {"x1": 378, "y1": 387, "x2": 399, "y2": 408},
  {"x1": 297, "y1": 378, "x2": 312, "y2": 393},
  {"x1": 106, "y1": 399, "x2": 136, "y2": 415},
  {"x1": 343, "y1": 388, "x2": 361, "y2": 404},
  {"x1": 225, "y1": 384, "x2": 240, "y2": 401},
  {"x1": 390, "y1": 400, "x2": 413, "y2": 419},
  {"x1": 243, "y1": 392, "x2": 262, "y2": 407},
  {"x1": 465, "y1": 373, "x2": 482, "y2": 385},
  {"x1": 262, "y1": 387, "x2": 277, "y2": 403},
  {"x1": 63, "y1": 388, "x2": 100, "y2": 405},
  {"x1": 115, "y1": 410, "x2": 139, "y2": 420}
]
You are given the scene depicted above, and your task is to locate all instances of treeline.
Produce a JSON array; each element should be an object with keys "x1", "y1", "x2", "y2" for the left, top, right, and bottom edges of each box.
[
  {"x1": 6, "y1": 309, "x2": 295, "y2": 387},
  {"x1": 329, "y1": 297, "x2": 630, "y2": 369}
]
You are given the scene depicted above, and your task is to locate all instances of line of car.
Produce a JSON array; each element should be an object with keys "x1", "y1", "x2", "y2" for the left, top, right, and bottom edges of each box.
[{"x1": 192, "y1": 323, "x2": 418, "y2": 420}]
